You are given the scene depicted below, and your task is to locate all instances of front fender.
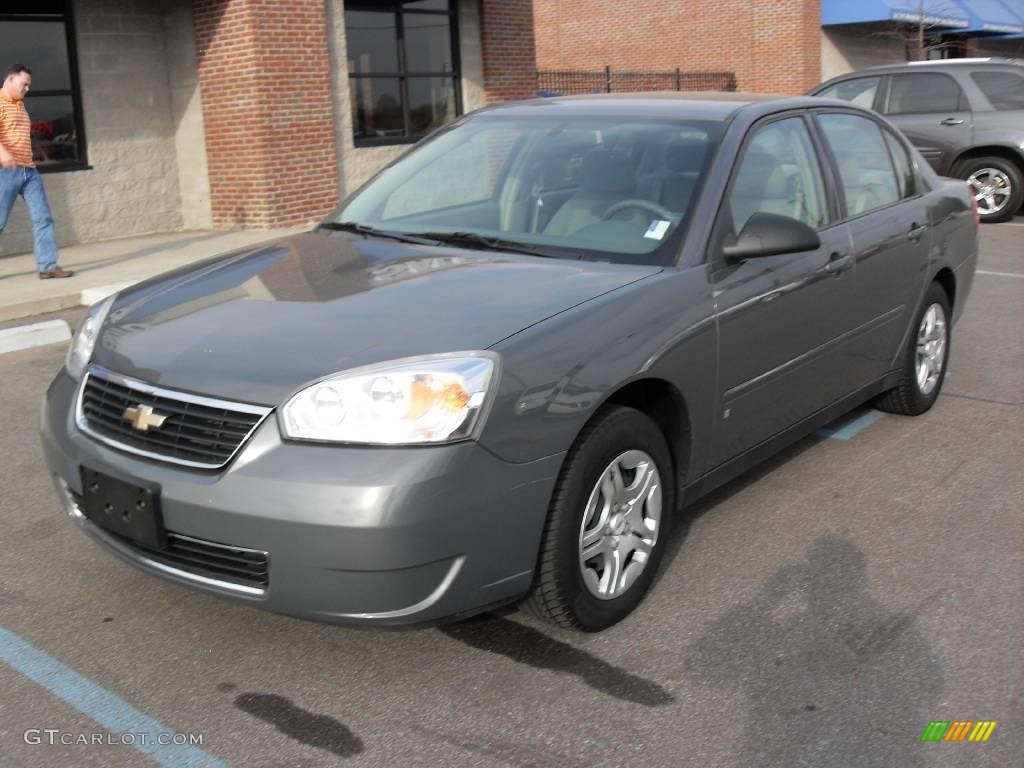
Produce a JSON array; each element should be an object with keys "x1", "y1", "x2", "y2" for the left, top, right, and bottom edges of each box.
[{"x1": 481, "y1": 269, "x2": 718, "y2": 477}]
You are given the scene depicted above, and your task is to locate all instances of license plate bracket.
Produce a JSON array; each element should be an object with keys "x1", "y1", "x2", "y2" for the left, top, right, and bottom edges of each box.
[{"x1": 79, "y1": 467, "x2": 167, "y2": 549}]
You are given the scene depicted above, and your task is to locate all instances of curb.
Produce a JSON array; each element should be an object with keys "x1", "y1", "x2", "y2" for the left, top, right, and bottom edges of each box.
[
  {"x1": 0, "y1": 319, "x2": 71, "y2": 355},
  {"x1": 0, "y1": 281, "x2": 136, "y2": 324}
]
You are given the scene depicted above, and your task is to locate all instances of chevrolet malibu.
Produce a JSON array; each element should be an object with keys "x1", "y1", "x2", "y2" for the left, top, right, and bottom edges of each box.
[{"x1": 41, "y1": 94, "x2": 978, "y2": 632}]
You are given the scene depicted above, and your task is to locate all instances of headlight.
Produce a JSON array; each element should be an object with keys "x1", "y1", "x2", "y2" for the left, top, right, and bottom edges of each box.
[
  {"x1": 279, "y1": 353, "x2": 497, "y2": 445},
  {"x1": 65, "y1": 295, "x2": 116, "y2": 380}
]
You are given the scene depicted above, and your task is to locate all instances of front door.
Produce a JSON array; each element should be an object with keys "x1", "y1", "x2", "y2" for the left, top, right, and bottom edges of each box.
[{"x1": 708, "y1": 115, "x2": 856, "y2": 467}]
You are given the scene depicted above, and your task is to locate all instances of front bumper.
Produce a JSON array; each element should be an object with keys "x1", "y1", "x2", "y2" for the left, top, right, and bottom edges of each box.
[{"x1": 41, "y1": 369, "x2": 563, "y2": 627}]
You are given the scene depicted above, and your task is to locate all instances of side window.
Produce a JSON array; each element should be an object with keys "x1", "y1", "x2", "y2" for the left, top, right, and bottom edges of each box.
[
  {"x1": 882, "y1": 129, "x2": 915, "y2": 199},
  {"x1": 887, "y1": 73, "x2": 964, "y2": 115},
  {"x1": 970, "y1": 71, "x2": 1024, "y2": 111},
  {"x1": 728, "y1": 118, "x2": 829, "y2": 234},
  {"x1": 382, "y1": 127, "x2": 519, "y2": 219},
  {"x1": 816, "y1": 77, "x2": 881, "y2": 109},
  {"x1": 818, "y1": 114, "x2": 901, "y2": 216}
]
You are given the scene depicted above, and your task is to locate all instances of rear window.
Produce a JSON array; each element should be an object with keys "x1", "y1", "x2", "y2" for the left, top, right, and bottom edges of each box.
[
  {"x1": 971, "y1": 71, "x2": 1024, "y2": 111},
  {"x1": 887, "y1": 73, "x2": 964, "y2": 114}
]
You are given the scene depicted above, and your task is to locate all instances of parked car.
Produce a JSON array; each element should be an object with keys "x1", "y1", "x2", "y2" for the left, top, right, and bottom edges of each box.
[
  {"x1": 41, "y1": 93, "x2": 978, "y2": 632},
  {"x1": 811, "y1": 58, "x2": 1024, "y2": 223}
]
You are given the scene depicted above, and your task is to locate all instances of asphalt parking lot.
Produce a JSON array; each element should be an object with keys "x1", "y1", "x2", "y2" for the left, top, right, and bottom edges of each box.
[{"x1": 0, "y1": 222, "x2": 1021, "y2": 768}]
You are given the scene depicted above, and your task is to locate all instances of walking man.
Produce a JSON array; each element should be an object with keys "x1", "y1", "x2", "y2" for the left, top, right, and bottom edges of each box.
[{"x1": 0, "y1": 64, "x2": 73, "y2": 279}]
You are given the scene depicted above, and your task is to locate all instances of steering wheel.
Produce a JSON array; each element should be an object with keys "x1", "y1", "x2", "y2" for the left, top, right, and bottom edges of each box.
[{"x1": 600, "y1": 199, "x2": 677, "y2": 221}]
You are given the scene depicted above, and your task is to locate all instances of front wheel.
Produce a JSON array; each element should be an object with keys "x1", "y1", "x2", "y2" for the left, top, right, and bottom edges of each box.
[
  {"x1": 525, "y1": 405, "x2": 674, "y2": 632},
  {"x1": 875, "y1": 282, "x2": 951, "y2": 416}
]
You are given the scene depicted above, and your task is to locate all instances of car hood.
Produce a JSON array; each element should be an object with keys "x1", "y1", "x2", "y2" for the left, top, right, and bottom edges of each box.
[{"x1": 91, "y1": 231, "x2": 661, "y2": 405}]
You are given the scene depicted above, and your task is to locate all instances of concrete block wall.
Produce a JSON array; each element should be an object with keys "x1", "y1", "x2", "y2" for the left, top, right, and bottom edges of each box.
[
  {"x1": 821, "y1": 24, "x2": 908, "y2": 81},
  {"x1": 533, "y1": 0, "x2": 823, "y2": 95},
  {"x1": 164, "y1": 1, "x2": 213, "y2": 230},
  {"x1": 0, "y1": 0, "x2": 189, "y2": 259}
]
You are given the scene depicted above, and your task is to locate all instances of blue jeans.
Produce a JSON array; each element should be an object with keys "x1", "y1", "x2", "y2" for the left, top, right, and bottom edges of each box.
[{"x1": 0, "y1": 166, "x2": 60, "y2": 272}]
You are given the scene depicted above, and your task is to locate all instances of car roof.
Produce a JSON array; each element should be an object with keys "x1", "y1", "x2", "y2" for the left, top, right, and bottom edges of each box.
[
  {"x1": 861, "y1": 57, "x2": 1024, "y2": 73},
  {"x1": 476, "y1": 92, "x2": 840, "y2": 122}
]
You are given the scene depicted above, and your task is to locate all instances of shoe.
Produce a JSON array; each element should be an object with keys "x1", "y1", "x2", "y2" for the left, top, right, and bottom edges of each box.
[{"x1": 38, "y1": 267, "x2": 74, "y2": 279}]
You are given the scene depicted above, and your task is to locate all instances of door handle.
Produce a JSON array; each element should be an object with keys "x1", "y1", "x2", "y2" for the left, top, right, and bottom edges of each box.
[
  {"x1": 908, "y1": 223, "x2": 928, "y2": 243},
  {"x1": 825, "y1": 251, "x2": 853, "y2": 274},
  {"x1": 940, "y1": 117, "x2": 964, "y2": 126}
]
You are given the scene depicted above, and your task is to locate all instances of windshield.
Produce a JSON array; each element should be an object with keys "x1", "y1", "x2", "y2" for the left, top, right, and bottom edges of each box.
[{"x1": 329, "y1": 112, "x2": 725, "y2": 266}]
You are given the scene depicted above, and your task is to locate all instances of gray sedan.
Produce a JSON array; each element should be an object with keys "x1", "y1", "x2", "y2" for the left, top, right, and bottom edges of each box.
[{"x1": 41, "y1": 93, "x2": 978, "y2": 632}]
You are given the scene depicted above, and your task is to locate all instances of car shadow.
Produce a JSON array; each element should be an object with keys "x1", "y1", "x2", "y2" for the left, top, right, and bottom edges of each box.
[{"x1": 683, "y1": 534, "x2": 944, "y2": 765}]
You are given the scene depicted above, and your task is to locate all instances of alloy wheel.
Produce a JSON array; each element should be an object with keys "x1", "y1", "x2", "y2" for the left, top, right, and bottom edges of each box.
[
  {"x1": 915, "y1": 303, "x2": 947, "y2": 396},
  {"x1": 578, "y1": 450, "x2": 662, "y2": 600},
  {"x1": 967, "y1": 168, "x2": 1012, "y2": 216}
]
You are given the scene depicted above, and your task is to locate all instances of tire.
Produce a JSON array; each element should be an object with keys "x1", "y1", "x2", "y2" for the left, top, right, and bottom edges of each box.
[
  {"x1": 952, "y1": 155, "x2": 1024, "y2": 224},
  {"x1": 525, "y1": 405, "x2": 674, "y2": 632},
  {"x1": 875, "y1": 282, "x2": 951, "y2": 416}
]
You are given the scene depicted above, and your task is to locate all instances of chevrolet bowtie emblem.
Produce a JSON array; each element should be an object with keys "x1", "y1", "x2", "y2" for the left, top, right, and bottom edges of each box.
[{"x1": 122, "y1": 404, "x2": 168, "y2": 431}]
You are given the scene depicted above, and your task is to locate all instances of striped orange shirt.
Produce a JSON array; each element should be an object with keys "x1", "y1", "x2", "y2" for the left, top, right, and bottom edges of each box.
[{"x1": 0, "y1": 91, "x2": 35, "y2": 168}]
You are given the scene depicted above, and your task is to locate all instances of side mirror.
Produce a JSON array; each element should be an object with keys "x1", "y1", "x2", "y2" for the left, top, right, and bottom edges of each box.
[{"x1": 722, "y1": 212, "x2": 821, "y2": 261}]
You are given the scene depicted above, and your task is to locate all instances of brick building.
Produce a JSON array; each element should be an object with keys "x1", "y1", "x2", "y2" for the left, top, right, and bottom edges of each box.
[
  {"x1": 0, "y1": 0, "x2": 537, "y2": 255},
  {"x1": 0, "y1": 0, "x2": 1021, "y2": 256},
  {"x1": 535, "y1": 0, "x2": 1024, "y2": 92}
]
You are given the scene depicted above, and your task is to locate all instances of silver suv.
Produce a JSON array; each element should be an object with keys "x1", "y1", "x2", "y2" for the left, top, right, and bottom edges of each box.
[{"x1": 811, "y1": 59, "x2": 1024, "y2": 222}]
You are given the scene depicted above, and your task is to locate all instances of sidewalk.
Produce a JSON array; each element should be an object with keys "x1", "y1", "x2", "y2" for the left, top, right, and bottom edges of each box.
[{"x1": 0, "y1": 226, "x2": 308, "y2": 323}]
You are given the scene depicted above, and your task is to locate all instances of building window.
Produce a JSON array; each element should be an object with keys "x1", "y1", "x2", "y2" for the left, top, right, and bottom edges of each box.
[
  {"x1": 345, "y1": 1, "x2": 461, "y2": 147},
  {"x1": 0, "y1": 0, "x2": 87, "y2": 172}
]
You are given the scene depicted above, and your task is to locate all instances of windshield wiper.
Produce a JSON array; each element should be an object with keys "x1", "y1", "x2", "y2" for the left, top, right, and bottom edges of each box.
[
  {"x1": 413, "y1": 231, "x2": 566, "y2": 259},
  {"x1": 319, "y1": 221, "x2": 437, "y2": 245}
]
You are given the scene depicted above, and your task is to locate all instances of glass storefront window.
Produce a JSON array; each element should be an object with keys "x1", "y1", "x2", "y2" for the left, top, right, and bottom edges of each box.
[
  {"x1": 345, "y1": 1, "x2": 461, "y2": 146},
  {"x1": 0, "y1": 1, "x2": 87, "y2": 171}
]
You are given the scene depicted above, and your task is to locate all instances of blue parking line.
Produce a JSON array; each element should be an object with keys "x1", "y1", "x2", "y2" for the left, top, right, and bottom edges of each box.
[
  {"x1": 0, "y1": 627, "x2": 229, "y2": 768},
  {"x1": 817, "y1": 409, "x2": 885, "y2": 441}
]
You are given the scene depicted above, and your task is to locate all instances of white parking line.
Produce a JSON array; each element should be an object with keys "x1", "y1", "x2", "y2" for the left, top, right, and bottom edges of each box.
[
  {"x1": 0, "y1": 319, "x2": 71, "y2": 355},
  {"x1": 976, "y1": 270, "x2": 1024, "y2": 279}
]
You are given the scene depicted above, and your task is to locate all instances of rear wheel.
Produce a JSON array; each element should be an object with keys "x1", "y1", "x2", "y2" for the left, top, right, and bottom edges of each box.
[
  {"x1": 953, "y1": 156, "x2": 1023, "y2": 224},
  {"x1": 525, "y1": 405, "x2": 674, "y2": 632},
  {"x1": 875, "y1": 282, "x2": 951, "y2": 416}
]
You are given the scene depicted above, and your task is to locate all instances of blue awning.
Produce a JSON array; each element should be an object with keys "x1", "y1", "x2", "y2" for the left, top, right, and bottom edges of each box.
[
  {"x1": 822, "y1": 0, "x2": 970, "y2": 28},
  {"x1": 950, "y1": 0, "x2": 1024, "y2": 34}
]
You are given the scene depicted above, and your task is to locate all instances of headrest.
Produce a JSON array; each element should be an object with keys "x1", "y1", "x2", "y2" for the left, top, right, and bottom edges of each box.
[
  {"x1": 577, "y1": 150, "x2": 634, "y2": 194},
  {"x1": 666, "y1": 138, "x2": 708, "y2": 174}
]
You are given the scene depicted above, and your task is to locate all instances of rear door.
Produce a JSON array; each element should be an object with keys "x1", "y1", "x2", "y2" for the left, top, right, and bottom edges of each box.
[
  {"x1": 814, "y1": 111, "x2": 931, "y2": 384},
  {"x1": 882, "y1": 72, "x2": 973, "y2": 175},
  {"x1": 708, "y1": 114, "x2": 855, "y2": 467}
]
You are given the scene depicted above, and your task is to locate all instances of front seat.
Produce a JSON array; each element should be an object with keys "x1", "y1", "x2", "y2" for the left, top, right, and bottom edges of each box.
[
  {"x1": 543, "y1": 149, "x2": 635, "y2": 237},
  {"x1": 657, "y1": 137, "x2": 709, "y2": 212}
]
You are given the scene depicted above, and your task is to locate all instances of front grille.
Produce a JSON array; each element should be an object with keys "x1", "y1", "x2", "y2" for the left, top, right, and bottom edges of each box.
[
  {"x1": 67, "y1": 490, "x2": 269, "y2": 592},
  {"x1": 137, "y1": 532, "x2": 269, "y2": 589},
  {"x1": 78, "y1": 368, "x2": 270, "y2": 469}
]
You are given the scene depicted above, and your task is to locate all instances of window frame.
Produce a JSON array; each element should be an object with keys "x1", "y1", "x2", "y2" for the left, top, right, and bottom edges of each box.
[
  {"x1": 883, "y1": 72, "x2": 967, "y2": 116},
  {"x1": 811, "y1": 108, "x2": 923, "y2": 223},
  {"x1": 0, "y1": 1, "x2": 90, "y2": 173},
  {"x1": 709, "y1": 110, "x2": 839, "y2": 265},
  {"x1": 345, "y1": 0, "x2": 463, "y2": 148}
]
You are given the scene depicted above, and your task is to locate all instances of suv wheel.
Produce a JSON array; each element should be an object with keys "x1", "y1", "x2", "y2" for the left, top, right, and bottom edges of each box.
[{"x1": 954, "y1": 156, "x2": 1024, "y2": 224}]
